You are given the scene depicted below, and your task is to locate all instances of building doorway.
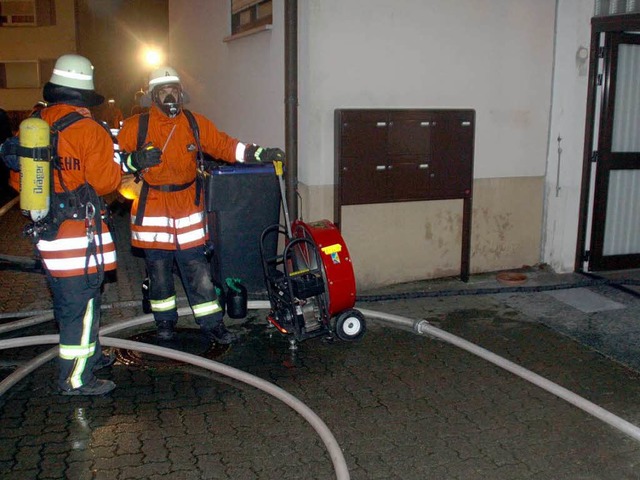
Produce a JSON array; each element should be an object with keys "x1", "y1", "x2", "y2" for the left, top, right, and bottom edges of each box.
[{"x1": 577, "y1": 14, "x2": 640, "y2": 271}]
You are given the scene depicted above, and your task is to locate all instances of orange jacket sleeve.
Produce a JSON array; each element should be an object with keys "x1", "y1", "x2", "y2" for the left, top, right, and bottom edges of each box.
[{"x1": 194, "y1": 112, "x2": 240, "y2": 163}]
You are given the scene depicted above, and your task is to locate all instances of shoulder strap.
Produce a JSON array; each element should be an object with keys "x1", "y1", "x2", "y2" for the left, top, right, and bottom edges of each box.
[
  {"x1": 48, "y1": 112, "x2": 91, "y2": 195},
  {"x1": 49, "y1": 112, "x2": 86, "y2": 167},
  {"x1": 31, "y1": 110, "x2": 86, "y2": 132},
  {"x1": 51, "y1": 112, "x2": 86, "y2": 133},
  {"x1": 183, "y1": 109, "x2": 202, "y2": 161},
  {"x1": 137, "y1": 113, "x2": 150, "y2": 149},
  {"x1": 183, "y1": 109, "x2": 205, "y2": 208}
]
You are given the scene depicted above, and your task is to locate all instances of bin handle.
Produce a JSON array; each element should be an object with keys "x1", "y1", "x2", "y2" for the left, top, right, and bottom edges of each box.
[
  {"x1": 275, "y1": 160, "x2": 284, "y2": 177},
  {"x1": 273, "y1": 160, "x2": 293, "y2": 238}
]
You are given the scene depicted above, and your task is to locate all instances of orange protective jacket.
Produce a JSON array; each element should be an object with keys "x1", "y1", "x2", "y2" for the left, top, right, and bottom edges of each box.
[
  {"x1": 12, "y1": 105, "x2": 121, "y2": 277},
  {"x1": 103, "y1": 105, "x2": 124, "y2": 130},
  {"x1": 117, "y1": 105, "x2": 240, "y2": 251}
]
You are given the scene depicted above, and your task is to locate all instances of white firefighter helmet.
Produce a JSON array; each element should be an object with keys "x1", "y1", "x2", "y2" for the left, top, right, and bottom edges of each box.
[
  {"x1": 44, "y1": 54, "x2": 104, "y2": 107},
  {"x1": 148, "y1": 66, "x2": 181, "y2": 91},
  {"x1": 149, "y1": 66, "x2": 183, "y2": 117},
  {"x1": 49, "y1": 54, "x2": 96, "y2": 90}
]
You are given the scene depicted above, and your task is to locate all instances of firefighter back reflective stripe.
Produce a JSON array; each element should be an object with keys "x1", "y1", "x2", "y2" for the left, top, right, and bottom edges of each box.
[{"x1": 37, "y1": 220, "x2": 116, "y2": 277}]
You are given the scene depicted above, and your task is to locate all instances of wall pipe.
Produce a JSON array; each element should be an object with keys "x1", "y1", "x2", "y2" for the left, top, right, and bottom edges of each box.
[{"x1": 284, "y1": 0, "x2": 299, "y2": 221}]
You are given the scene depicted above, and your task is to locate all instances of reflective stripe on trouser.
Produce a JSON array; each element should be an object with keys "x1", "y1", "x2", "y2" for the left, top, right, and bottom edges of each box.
[
  {"x1": 192, "y1": 300, "x2": 222, "y2": 319},
  {"x1": 150, "y1": 295, "x2": 177, "y2": 314},
  {"x1": 49, "y1": 273, "x2": 103, "y2": 390},
  {"x1": 144, "y1": 246, "x2": 224, "y2": 330}
]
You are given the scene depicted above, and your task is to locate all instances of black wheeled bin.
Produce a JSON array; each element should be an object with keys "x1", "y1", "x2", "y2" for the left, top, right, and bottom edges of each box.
[{"x1": 205, "y1": 163, "x2": 280, "y2": 295}]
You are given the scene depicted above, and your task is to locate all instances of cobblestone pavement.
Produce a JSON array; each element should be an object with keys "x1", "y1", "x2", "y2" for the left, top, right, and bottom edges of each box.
[{"x1": 2, "y1": 197, "x2": 640, "y2": 479}]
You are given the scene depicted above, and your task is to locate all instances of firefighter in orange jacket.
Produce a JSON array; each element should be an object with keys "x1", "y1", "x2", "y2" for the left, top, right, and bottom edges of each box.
[
  {"x1": 117, "y1": 66, "x2": 284, "y2": 344},
  {"x1": 103, "y1": 98, "x2": 124, "y2": 129},
  {"x1": 0, "y1": 54, "x2": 161, "y2": 395}
]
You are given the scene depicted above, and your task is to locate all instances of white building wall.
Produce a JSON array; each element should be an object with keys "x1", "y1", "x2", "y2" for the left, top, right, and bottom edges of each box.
[
  {"x1": 300, "y1": 0, "x2": 556, "y2": 185},
  {"x1": 168, "y1": 0, "x2": 284, "y2": 148},
  {"x1": 169, "y1": 0, "x2": 593, "y2": 287},
  {"x1": 170, "y1": 0, "x2": 555, "y2": 181},
  {"x1": 542, "y1": 0, "x2": 594, "y2": 272}
]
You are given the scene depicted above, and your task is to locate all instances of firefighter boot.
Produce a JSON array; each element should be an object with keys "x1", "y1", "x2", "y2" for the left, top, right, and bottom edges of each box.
[
  {"x1": 203, "y1": 323, "x2": 238, "y2": 345},
  {"x1": 62, "y1": 378, "x2": 116, "y2": 396},
  {"x1": 156, "y1": 320, "x2": 177, "y2": 341},
  {"x1": 93, "y1": 351, "x2": 116, "y2": 372}
]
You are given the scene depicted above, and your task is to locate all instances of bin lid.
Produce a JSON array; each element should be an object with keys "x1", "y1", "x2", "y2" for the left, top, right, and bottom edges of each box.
[{"x1": 210, "y1": 163, "x2": 275, "y2": 175}]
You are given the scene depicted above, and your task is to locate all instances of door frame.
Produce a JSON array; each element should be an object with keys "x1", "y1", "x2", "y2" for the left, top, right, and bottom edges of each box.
[{"x1": 575, "y1": 13, "x2": 640, "y2": 271}]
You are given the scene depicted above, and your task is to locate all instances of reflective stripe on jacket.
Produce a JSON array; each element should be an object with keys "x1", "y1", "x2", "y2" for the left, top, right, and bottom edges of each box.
[
  {"x1": 37, "y1": 220, "x2": 116, "y2": 277},
  {"x1": 117, "y1": 105, "x2": 240, "y2": 250}
]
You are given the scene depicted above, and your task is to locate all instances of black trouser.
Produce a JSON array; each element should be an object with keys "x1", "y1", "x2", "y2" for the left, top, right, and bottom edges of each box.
[
  {"x1": 144, "y1": 246, "x2": 224, "y2": 330},
  {"x1": 49, "y1": 273, "x2": 103, "y2": 390}
]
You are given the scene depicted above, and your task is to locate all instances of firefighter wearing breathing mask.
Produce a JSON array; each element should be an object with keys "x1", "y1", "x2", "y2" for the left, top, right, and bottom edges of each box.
[
  {"x1": 117, "y1": 66, "x2": 284, "y2": 345},
  {"x1": 0, "y1": 54, "x2": 161, "y2": 396}
]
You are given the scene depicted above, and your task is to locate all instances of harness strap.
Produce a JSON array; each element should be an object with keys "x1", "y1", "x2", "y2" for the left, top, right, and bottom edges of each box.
[
  {"x1": 184, "y1": 110, "x2": 204, "y2": 207},
  {"x1": 134, "y1": 178, "x2": 196, "y2": 227},
  {"x1": 149, "y1": 179, "x2": 195, "y2": 192},
  {"x1": 16, "y1": 145, "x2": 51, "y2": 160},
  {"x1": 134, "y1": 181, "x2": 149, "y2": 227},
  {"x1": 133, "y1": 112, "x2": 151, "y2": 227},
  {"x1": 136, "y1": 113, "x2": 150, "y2": 150}
]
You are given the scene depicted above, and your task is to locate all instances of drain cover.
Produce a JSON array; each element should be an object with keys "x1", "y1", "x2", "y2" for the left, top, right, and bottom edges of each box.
[{"x1": 114, "y1": 328, "x2": 230, "y2": 368}]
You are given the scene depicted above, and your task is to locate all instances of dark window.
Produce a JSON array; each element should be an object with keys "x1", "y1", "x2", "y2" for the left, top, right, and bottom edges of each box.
[
  {"x1": 231, "y1": 0, "x2": 272, "y2": 36},
  {"x1": 0, "y1": 58, "x2": 55, "y2": 88},
  {"x1": 0, "y1": 0, "x2": 55, "y2": 26}
]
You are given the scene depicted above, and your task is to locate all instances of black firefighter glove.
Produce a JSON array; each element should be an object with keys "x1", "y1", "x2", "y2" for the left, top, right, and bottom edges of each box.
[
  {"x1": 0, "y1": 136, "x2": 20, "y2": 171},
  {"x1": 126, "y1": 143, "x2": 162, "y2": 172},
  {"x1": 243, "y1": 144, "x2": 285, "y2": 164}
]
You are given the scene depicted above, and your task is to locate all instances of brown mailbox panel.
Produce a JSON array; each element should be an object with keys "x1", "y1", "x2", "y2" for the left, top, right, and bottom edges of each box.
[
  {"x1": 428, "y1": 111, "x2": 474, "y2": 199},
  {"x1": 335, "y1": 108, "x2": 474, "y2": 206},
  {"x1": 340, "y1": 156, "x2": 390, "y2": 204},
  {"x1": 337, "y1": 110, "x2": 390, "y2": 205},
  {"x1": 387, "y1": 111, "x2": 435, "y2": 155}
]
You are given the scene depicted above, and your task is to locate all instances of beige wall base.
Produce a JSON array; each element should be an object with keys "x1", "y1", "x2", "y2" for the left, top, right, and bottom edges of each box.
[{"x1": 299, "y1": 177, "x2": 544, "y2": 290}]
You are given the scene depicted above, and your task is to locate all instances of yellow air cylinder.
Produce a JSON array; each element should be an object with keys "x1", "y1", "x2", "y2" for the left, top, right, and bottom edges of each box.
[{"x1": 19, "y1": 118, "x2": 50, "y2": 221}]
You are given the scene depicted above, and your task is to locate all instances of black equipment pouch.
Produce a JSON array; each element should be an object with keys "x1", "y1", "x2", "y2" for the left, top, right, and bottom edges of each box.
[{"x1": 35, "y1": 183, "x2": 103, "y2": 241}]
